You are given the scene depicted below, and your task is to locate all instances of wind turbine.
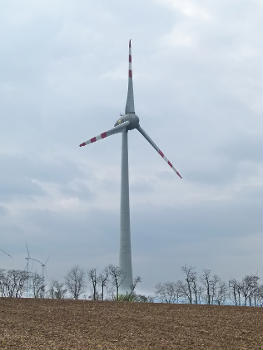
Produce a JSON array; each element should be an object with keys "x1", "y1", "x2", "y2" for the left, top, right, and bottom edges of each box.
[
  {"x1": 25, "y1": 244, "x2": 49, "y2": 281},
  {"x1": 79, "y1": 40, "x2": 182, "y2": 293}
]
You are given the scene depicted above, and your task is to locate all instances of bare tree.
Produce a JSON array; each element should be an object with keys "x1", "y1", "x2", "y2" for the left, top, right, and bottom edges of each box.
[
  {"x1": 256, "y1": 284, "x2": 263, "y2": 306},
  {"x1": 88, "y1": 268, "x2": 98, "y2": 301},
  {"x1": 241, "y1": 279, "x2": 249, "y2": 305},
  {"x1": 252, "y1": 283, "x2": 263, "y2": 306},
  {"x1": 0, "y1": 269, "x2": 6, "y2": 296},
  {"x1": 155, "y1": 282, "x2": 166, "y2": 303},
  {"x1": 155, "y1": 282, "x2": 178, "y2": 303},
  {"x1": 201, "y1": 269, "x2": 212, "y2": 305},
  {"x1": 181, "y1": 265, "x2": 197, "y2": 304},
  {"x1": 49, "y1": 280, "x2": 67, "y2": 299},
  {"x1": 229, "y1": 279, "x2": 238, "y2": 306},
  {"x1": 224, "y1": 275, "x2": 260, "y2": 306},
  {"x1": 215, "y1": 281, "x2": 228, "y2": 305},
  {"x1": 197, "y1": 285, "x2": 204, "y2": 304},
  {"x1": 210, "y1": 274, "x2": 220, "y2": 305},
  {"x1": 108, "y1": 264, "x2": 122, "y2": 301},
  {"x1": 191, "y1": 275, "x2": 199, "y2": 304},
  {"x1": 176, "y1": 280, "x2": 189, "y2": 303},
  {"x1": 3, "y1": 270, "x2": 29, "y2": 298},
  {"x1": 241, "y1": 275, "x2": 259, "y2": 306},
  {"x1": 237, "y1": 281, "x2": 243, "y2": 305},
  {"x1": 127, "y1": 276, "x2": 142, "y2": 300},
  {"x1": 229, "y1": 278, "x2": 245, "y2": 306},
  {"x1": 65, "y1": 265, "x2": 86, "y2": 300},
  {"x1": 248, "y1": 275, "x2": 259, "y2": 306},
  {"x1": 31, "y1": 272, "x2": 45, "y2": 298},
  {"x1": 98, "y1": 268, "x2": 109, "y2": 301},
  {"x1": 230, "y1": 280, "x2": 243, "y2": 306}
]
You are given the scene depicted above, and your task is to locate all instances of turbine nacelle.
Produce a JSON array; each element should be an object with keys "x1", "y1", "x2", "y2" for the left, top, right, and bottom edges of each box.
[{"x1": 114, "y1": 113, "x2": 140, "y2": 130}]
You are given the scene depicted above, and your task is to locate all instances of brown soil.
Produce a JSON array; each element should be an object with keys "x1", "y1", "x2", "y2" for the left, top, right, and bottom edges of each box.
[{"x1": 0, "y1": 298, "x2": 262, "y2": 350}]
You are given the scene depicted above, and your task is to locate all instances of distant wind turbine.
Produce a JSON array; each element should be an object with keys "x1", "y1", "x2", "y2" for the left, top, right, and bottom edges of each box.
[
  {"x1": 79, "y1": 40, "x2": 182, "y2": 293},
  {"x1": 25, "y1": 243, "x2": 49, "y2": 279}
]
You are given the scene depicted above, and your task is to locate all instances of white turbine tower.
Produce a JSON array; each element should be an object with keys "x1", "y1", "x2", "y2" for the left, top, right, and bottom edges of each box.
[
  {"x1": 79, "y1": 40, "x2": 182, "y2": 293},
  {"x1": 25, "y1": 243, "x2": 32, "y2": 297}
]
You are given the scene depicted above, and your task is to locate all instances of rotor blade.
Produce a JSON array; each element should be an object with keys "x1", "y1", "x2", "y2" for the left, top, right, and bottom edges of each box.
[
  {"x1": 0, "y1": 248, "x2": 12, "y2": 258},
  {"x1": 30, "y1": 257, "x2": 43, "y2": 266},
  {"x1": 125, "y1": 39, "x2": 135, "y2": 114},
  {"x1": 79, "y1": 121, "x2": 130, "y2": 147},
  {"x1": 137, "y1": 126, "x2": 182, "y2": 179}
]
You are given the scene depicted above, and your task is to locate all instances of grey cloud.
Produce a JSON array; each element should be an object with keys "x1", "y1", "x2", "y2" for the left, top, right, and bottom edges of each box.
[
  {"x1": 0, "y1": 206, "x2": 8, "y2": 216},
  {"x1": 218, "y1": 132, "x2": 260, "y2": 164},
  {"x1": 0, "y1": 153, "x2": 81, "y2": 183},
  {"x1": 0, "y1": 178, "x2": 44, "y2": 199},
  {"x1": 60, "y1": 181, "x2": 94, "y2": 200},
  {"x1": 0, "y1": 153, "x2": 96, "y2": 203},
  {"x1": 130, "y1": 179, "x2": 155, "y2": 194}
]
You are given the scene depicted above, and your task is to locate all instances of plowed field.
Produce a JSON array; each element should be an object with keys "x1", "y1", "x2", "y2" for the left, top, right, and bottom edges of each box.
[{"x1": 0, "y1": 298, "x2": 262, "y2": 349}]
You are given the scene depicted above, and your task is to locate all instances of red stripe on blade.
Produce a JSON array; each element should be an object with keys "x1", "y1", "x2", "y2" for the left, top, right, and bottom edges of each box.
[
  {"x1": 129, "y1": 70, "x2": 132, "y2": 78},
  {"x1": 129, "y1": 55, "x2": 132, "y2": 62},
  {"x1": 159, "y1": 150, "x2": 164, "y2": 158},
  {"x1": 101, "y1": 132, "x2": 107, "y2": 138},
  {"x1": 168, "y1": 161, "x2": 173, "y2": 168},
  {"x1": 91, "y1": 137, "x2": 97, "y2": 143},
  {"x1": 79, "y1": 142, "x2": 86, "y2": 147}
]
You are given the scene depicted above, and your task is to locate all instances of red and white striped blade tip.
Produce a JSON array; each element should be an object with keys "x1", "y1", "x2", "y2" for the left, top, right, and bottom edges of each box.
[
  {"x1": 129, "y1": 39, "x2": 132, "y2": 48},
  {"x1": 79, "y1": 131, "x2": 108, "y2": 147},
  {"x1": 158, "y1": 150, "x2": 182, "y2": 179}
]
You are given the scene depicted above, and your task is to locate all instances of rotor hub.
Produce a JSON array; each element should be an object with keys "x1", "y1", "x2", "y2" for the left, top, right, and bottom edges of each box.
[{"x1": 114, "y1": 114, "x2": 139, "y2": 130}]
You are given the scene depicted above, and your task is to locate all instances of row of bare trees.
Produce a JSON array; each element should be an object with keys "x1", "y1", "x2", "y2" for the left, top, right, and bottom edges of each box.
[
  {"x1": 0, "y1": 265, "x2": 142, "y2": 301},
  {"x1": 1, "y1": 265, "x2": 262, "y2": 306},
  {"x1": 0, "y1": 269, "x2": 45, "y2": 298},
  {"x1": 229, "y1": 275, "x2": 262, "y2": 306},
  {"x1": 61, "y1": 264, "x2": 142, "y2": 301},
  {"x1": 155, "y1": 265, "x2": 263, "y2": 306}
]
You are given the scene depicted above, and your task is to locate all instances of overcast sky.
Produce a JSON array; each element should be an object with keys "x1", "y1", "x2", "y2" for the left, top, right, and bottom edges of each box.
[{"x1": 0, "y1": 0, "x2": 262, "y2": 295}]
